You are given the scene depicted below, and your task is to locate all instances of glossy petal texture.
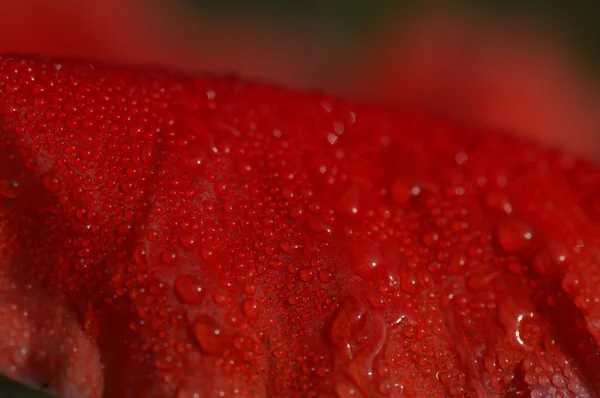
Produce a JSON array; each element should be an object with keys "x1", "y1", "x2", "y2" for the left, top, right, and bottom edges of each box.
[{"x1": 0, "y1": 55, "x2": 599, "y2": 398}]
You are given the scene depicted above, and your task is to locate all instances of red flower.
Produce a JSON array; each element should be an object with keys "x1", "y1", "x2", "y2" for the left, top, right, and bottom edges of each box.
[{"x1": 1, "y1": 55, "x2": 599, "y2": 397}]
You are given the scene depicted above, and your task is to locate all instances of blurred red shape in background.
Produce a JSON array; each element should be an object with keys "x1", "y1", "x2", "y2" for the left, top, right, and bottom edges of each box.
[
  {"x1": 349, "y1": 7, "x2": 600, "y2": 159},
  {"x1": 0, "y1": 1, "x2": 599, "y2": 157}
]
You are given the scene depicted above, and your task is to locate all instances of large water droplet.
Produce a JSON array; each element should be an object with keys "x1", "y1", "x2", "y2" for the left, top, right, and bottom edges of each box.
[
  {"x1": 193, "y1": 315, "x2": 228, "y2": 356},
  {"x1": 174, "y1": 275, "x2": 206, "y2": 305},
  {"x1": 330, "y1": 298, "x2": 366, "y2": 358},
  {"x1": 496, "y1": 298, "x2": 535, "y2": 349},
  {"x1": 160, "y1": 248, "x2": 179, "y2": 265},
  {"x1": 532, "y1": 243, "x2": 568, "y2": 277},
  {"x1": 176, "y1": 150, "x2": 206, "y2": 177},
  {"x1": 350, "y1": 244, "x2": 387, "y2": 282},
  {"x1": 42, "y1": 172, "x2": 62, "y2": 192},
  {"x1": 241, "y1": 298, "x2": 260, "y2": 319},
  {"x1": 177, "y1": 387, "x2": 201, "y2": 398},
  {"x1": 335, "y1": 186, "x2": 361, "y2": 216},
  {"x1": 496, "y1": 220, "x2": 534, "y2": 253},
  {"x1": 390, "y1": 180, "x2": 417, "y2": 204},
  {"x1": 330, "y1": 297, "x2": 387, "y2": 395},
  {"x1": 298, "y1": 268, "x2": 314, "y2": 282},
  {"x1": 334, "y1": 381, "x2": 363, "y2": 397},
  {"x1": 561, "y1": 272, "x2": 581, "y2": 295},
  {"x1": 132, "y1": 244, "x2": 148, "y2": 266},
  {"x1": 465, "y1": 272, "x2": 498, "y2": 292},
  {"x1": 178, "y1": 232, "x2": 198, "y2": 251},
  {"x1": 484, "y1": 190, "x2": 513, "y2": 214}
]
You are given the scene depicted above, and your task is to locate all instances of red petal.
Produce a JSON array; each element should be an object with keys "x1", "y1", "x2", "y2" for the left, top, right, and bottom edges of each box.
[{"x1": 0, "y1": 55, "x2": 599, "y2": 397}]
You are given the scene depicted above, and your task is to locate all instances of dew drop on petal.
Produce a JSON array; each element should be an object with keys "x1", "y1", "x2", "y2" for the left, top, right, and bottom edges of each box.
[
  {"x1": 496, "y1": 220, "x2": 535, "y2": 253},
  {"x1": 174, "y1": 275, "x2": 206, "y2": 305},
  {"x1": 350, "y1": 244, "x2": 387, "y2": 282},
  {"x1": 0, "y1": 179, "x2": 21, "y2": 199},
  {"x1": 42, "y1": 172, "x2": 62, "y2": 192},
  {"x1": 193, "y1": 315, "x2": 227, "y2": 356},
  {"x1": 242, "y1": 298, "x2": 260, "y2": 319}
]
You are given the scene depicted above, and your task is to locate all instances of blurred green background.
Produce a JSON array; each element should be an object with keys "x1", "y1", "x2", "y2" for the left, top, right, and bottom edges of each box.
[{"x1": 188, "y1": 0, "x2": 600, "y2": 71}]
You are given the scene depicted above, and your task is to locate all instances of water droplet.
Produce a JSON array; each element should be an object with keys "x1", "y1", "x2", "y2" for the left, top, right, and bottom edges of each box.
[
  {"x1": 561, "y1": 273, "x2": 581, "y2": 295},
  {"x1": 497, "y1": 299, "x2": 535, "y2": 349},
  {"x1": 193, "y1": 315, "x2": 228, "y2": 356},
  {"x1": 390, "y1": 180, "x2": 417, "y2": 204},
  {"x1": 366, "y1": 292, "x2": 387, "y2": 310},
  {"x1": 350, "y1": 244, "x2": 387, "y2": 282},
  {"x1": 532, "y1": 243, "x2": 568, "y2": 277},
  {"x1": 241, "y1": 298, "x2": 259, "y2": 319},
  {"x1": 31, "y1": 83, "x2": 46, "y2": 95},
  {"x1": 466, "y1": 272, "x2": 497, "y2": 292},
  {"x1": 176, "y1": 150, "x2": 206, "y2": 176},
  {"x1": 496, "y1": 220, "x2": 534, "y2": 253},
  {"x1": 5, "y1": 83, "x2": 19, "y2": 93},
  {"x1": 0, "y1": 179, "x2": 21, "y2": 199},
  {"x1": 174, "y1": 275, "x2": 206, "y2": 305},
  {"x1": 455, "y1": 151, "x2": 468, "y2": 165},
  {"x1": 308, "y1": 215, "x2": 332, "y2": 234},
  {"x1": 178, "y1": 232, "x2": 197, "y2": 251},
  {"x1": 132, "y1": 245, "x2": 148, "y2": 266},
  {"x1": 552, "y1": 374, "x2": 566, "y2": 388},
  {"x1": 237, "y1": 160, "x2": 253, "y2": 175},
  {"x1": 299, "y1": 268, "x2": 314, "y2": 282},
  {"x1": 330, "y1": 298, "x2": 365, "y2": 357},
  {"x1": 524, "y1": 372, "x2": 537, "y2": 385},
  {"x1": 484, "y1": 191, "x2": 512, "y2": 214},
  {"x1": 334, "y1": 381, "x2": 362, "y2": 397},
  {"x1": 318, "y1": 269, "x2": 333, "y2": 283},
  {"x1": 141, "y1": 144, "x2": 154, "y2": 165},
  {"x1": 421, "y1": 231, "x2": 439, "y2": 248},
  {"x1": 42, "y1": 173, "x2": 62, "y2": 192},
  {"x1": 177, "y1": 387, "x2": 201, "y2": 398},
  {"x1": 160, "y1": 249, "x2": 178, "y2": 265},
  {"x1": 335, "y1": 186, "x2": 360, "y2": 216},
  {"x1": 331, "y1": 297, "x2": 388, "y2": 396},
  {"x1": 330, "y1": 297, "x2": 388, "y2": 394},
  {"x1": 400, "y1": 273, "x2": 418, "y2": 294},
  {"x1": 507, "y1": 261, "x2": 526, "y2": 275},
  {"x1": 378, "y1": 380, "x2": 393, "y2": 395},
  {"x1": 116, "y1": 221, "x2": 132, "y2": 236}
]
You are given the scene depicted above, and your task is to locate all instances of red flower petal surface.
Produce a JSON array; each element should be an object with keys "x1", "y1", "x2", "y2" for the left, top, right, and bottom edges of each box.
[{"x1": 0, "y1": 55, "x2": 599, "y2": 397}]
